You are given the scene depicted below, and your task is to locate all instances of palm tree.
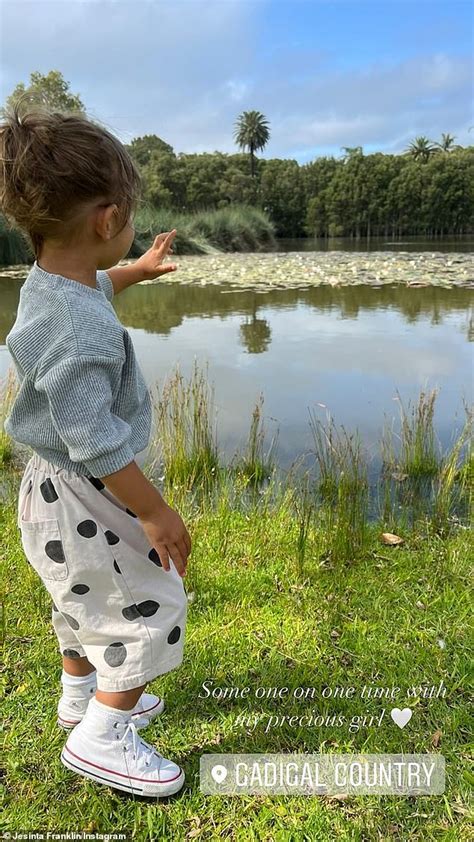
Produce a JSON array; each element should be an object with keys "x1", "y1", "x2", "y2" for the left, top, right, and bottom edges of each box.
[
  {"x1": 233, "y1": 110, "x2": 270, "y2": 177},
  {"x1": 340, "y1": 146, "x2": 363, "y2": 163},
  {"x1": 404, "y1": 136, "x2": 438, "y2": 162},
  {"x1": 433, "y1": 132, "x2": 462, "y2": 152}
]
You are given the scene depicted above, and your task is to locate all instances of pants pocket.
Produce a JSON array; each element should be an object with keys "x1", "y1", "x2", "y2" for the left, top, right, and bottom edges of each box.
[
  {"x1": 17, "y1": 474, "x2": 33, "y2": 529},
  {"x1": 20, "y1": 517, "x2": 70, "y2": 582}
]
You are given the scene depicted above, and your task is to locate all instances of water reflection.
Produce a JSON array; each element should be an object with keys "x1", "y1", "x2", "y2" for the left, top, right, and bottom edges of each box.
[
  {"x1": 1, "y1": 272, "x2": 472, "y2": 476},
  {"x1": 272, "y1": 235, "x2": 474, "y2": 254},
  {"x1": 3, "y1": 280, "x2": 470, "y2": 348}
]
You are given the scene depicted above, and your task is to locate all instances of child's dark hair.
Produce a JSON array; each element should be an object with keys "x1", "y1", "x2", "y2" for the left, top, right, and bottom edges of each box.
[{"x1": 0, "y1": 98, "x2": 142, "y2": 259}]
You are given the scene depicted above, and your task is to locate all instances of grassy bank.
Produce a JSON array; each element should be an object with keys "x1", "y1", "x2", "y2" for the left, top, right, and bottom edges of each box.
[
  {"x1": 0, "y1": 205, "x2": 277, "y2": 266},
  {"x1": 0, "y1": 213, "x2": 33, "y2": 266},
  {"x1": 129, "y1": 204, "x2": 277, "y2": 257},
  {"x1": 1, "y1": 365, "x2": 472, "y2": 840}
]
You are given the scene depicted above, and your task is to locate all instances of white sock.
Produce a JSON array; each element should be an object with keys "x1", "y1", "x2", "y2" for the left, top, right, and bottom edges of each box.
[
  {"x1": 92, "y1": 696, "x2": 135, "y2": 717},
  {"x1": 61, "y1": 669, "x2": 97, "y2": 687}
]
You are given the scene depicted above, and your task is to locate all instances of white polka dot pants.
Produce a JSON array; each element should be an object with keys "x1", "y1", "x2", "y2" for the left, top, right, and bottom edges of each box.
[{"x1": 17, "y1": 453, "x2": 187, "y2": 692}]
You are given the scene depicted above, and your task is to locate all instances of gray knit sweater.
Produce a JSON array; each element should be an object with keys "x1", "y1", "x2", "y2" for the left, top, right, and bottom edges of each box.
[{"x1": 4, "y1": 261, "x2": 152, "y2": 478}]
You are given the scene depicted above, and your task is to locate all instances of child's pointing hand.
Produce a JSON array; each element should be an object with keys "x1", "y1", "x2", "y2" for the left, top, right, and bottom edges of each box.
[{"x1": 136, "y1": 229, "x2": 178, "y2": 281}]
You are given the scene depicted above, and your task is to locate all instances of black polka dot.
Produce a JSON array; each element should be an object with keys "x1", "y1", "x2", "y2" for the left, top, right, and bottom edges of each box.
[
  {"x1": 148, "y1": 548, "x2": 162, "y2": 567},
  {"x1": 122, "y1": 600, "x2": 160, "y2": 621},
  {"x1": 126, "y1": 508, "x2": 138, "y2": 518},
  {"x1": 122, "y1": 604, "x2": 141, "y2": 621},
  {"x1": 88, "y1": 476, "x2": 105, "y2": 491},
  {"x1": 62, "y1": 613, "x2": 80, "y2": 631},
  {"x1": 40, "y1": 478, "x2": 58, "y2": 503},
  {"x1": 104, "y1": 642, "x2": 127, "y2": 667},
  {"x1": 113, "y1": 560, "x2": 122, "y2": 574},
  {"x1": 77, "y1": 520, "x2": 97, "y2": 538},
  {"x1": 138, "y1": 600, "x2": 160, "y2": 617},
  {"x1": 45, "y1": 539, "x2": 66, "y2": 564},
  {"x1": 62, "y1": 648, "x2": 81, "y2": 659},
  {"x1": 105, "y1": 530, "x2": 120, "y2": 545},
  {"x1": 167, "y1": 626, "x2": 181, "y2": 644},
  {"x1": 71, "y1": 584, "x2": 90, "y2": 595}
]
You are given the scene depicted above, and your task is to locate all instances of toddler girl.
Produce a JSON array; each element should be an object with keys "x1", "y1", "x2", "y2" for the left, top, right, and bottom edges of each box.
[{"x1": 1, "y1": 102, "x2": 191, "y2": 798}]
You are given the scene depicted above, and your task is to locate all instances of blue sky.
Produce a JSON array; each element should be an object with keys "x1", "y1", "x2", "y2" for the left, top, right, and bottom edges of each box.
[{"x1": 0, "y1": 0, "x2": 472, "y2": 162}]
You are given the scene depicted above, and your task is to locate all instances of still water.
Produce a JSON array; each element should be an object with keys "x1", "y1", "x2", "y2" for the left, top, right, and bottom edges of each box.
[
  {"x1": 271, "y1": 236, "x2": 474, "y2": 254},
  {"x1": 0, "y1": 242, "x2": 472, "y2": 483}
]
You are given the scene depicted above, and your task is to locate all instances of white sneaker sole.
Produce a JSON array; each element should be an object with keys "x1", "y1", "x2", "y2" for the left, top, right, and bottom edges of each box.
[
  {"x1": 57, "y1": 697, "x2": 165, "y2": 732},
  {"x1": 60, "y1": 742, "x2": 185, "y2": 798}
]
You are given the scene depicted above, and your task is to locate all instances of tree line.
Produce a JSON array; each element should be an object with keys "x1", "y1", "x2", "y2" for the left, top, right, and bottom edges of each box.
[
  {"x1": 127, "y1": 134, "x2": 473, "y2": 239},
  {"x1": 4, "y1": 71, "x2": 474, "y2": 240}
]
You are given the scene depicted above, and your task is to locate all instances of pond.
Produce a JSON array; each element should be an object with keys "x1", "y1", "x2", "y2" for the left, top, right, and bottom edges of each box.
[
  {"x1": 266, "y1": 235, "x2": 474, "y2": 254},
  {"x1": 1, "y1": 241, "x2": 472, "y2": 489}
]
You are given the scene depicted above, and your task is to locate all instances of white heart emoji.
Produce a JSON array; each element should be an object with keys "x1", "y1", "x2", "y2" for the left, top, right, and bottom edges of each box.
[
  {"x1": 211, "y1": 764, "x2": 228, "y2": 783},
  {"x1": 390, "y1": 707, "x2": 413, "y2": 728}
]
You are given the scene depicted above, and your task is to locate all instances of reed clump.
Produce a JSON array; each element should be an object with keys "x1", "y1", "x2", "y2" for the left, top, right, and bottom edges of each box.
[
  {"x1": 308, "y1": 408, "x2": 370, "y2": 564},
  {"x1": 229, "y1": 392, "x2": 278, "y2": 487},
  {"x1": 1, "y1": 358, "x2": 470, "y2": 560},
  {"x1": 147, "y1": 358, "x2": 221, "y2": 498},
  {"x1": 381, "y1": 388, "x2": 440, "y2": 479},
  {"x1": 130, "y1": 204, "x2": 277, "y2": 258}
]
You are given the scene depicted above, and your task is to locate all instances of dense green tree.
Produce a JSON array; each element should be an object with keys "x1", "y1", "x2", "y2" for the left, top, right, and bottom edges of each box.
[
  {"x1": 387, "y1": 160, "x2": 429, "y2": 235},
  {"x1": 259, "y1": 159, "x2": 306, "y2": 236},
  {"x1": 424, "y1": 150, "x2": 474, "y2": 234},
  {"x1": 302, "y1": 157, "x2": 338, "y2": 236},
  {"x1": 5, "y1": 70, "x2": 84, "y2": 114},
  {"x1": 217, "y1": 165, "x2": 258, "y2": 207},
  {"x1": 233, "y1": 110, "x2": 270, "y2": 178},
  {"x1": 126, "y1": 135, "x2": 174, "y2": 167},
  {"x1": 141, "y1": 148, "x2": 184, "y2": 209},
  {"x1": 178, "y1": 152, "x2": 230, "y2": 209}
]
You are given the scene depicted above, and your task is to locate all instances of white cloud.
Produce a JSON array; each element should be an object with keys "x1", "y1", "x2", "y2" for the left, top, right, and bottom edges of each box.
[{"x1": 224, "y1": 80, "x2": 251, "y2": 102}]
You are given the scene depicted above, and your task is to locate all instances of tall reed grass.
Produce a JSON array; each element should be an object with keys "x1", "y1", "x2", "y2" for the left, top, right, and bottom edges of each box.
[
  {"x1": 1, "y1": 360, "x2": 470, "y2": 559},
  {"x1": 381, "y1": 388, "x2": 440, "y2": 478},
  {"x1": 130, "y1": 204, "x2": 277, "y2": 257},
  {"x1": 308, "y1": 408, "x2": 371, "y2": 563}
]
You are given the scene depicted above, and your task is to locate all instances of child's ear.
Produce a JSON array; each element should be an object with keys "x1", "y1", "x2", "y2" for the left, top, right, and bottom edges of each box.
[{"x1": 95, "y1": 203, "x2": 118, "y2": 240}]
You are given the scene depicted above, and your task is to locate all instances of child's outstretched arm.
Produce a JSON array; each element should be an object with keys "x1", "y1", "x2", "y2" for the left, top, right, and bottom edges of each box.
[{"x1": 106, "y1": 229, "x2": 178, "y2": 295}]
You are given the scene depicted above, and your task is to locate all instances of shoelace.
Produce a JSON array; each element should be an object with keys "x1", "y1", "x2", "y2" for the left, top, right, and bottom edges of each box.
[{"x1": 114, "y1": 719, "x2": 158, "y2": 768}]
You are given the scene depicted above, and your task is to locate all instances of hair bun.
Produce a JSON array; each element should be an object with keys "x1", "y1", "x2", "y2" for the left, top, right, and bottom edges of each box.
[{"x1": 0, "y1": 102, "x2": 141, "y2": 261}]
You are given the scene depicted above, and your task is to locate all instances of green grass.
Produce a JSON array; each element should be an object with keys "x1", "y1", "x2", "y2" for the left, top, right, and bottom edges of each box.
[
  {"x1": 0, "y1": 368, "x2": 16, "y2": 467},
  {"x1": 1, "y1": 468, "x2": 472, "y2": 839},
  {"x1": 1, "y1": 367, "x2": 473, "y2": 839}
]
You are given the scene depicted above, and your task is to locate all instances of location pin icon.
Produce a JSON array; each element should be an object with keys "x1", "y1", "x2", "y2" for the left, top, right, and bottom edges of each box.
[{"x1": 211, "y1": 764, "x2": 228, "y2": 784}]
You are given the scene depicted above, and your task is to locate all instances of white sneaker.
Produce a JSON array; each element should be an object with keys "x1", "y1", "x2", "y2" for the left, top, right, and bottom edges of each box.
[{"x1": 60, "y1": 695, "x2": 184, "y2": 798}]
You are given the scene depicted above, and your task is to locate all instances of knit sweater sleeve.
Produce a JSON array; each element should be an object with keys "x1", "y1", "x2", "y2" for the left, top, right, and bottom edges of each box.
[
  {"x1": 35, "y1": 354, "x2": 135, "y2": 477},
  {"x1": 96, "y1": 270, "x2": 114, "y2": 302}
]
